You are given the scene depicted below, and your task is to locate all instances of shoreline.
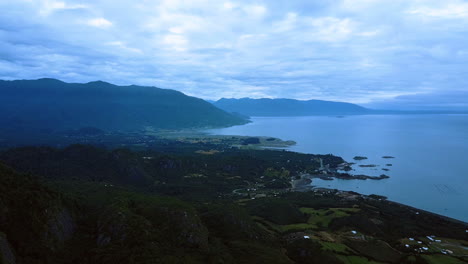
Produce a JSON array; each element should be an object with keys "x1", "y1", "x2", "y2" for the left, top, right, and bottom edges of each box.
[
  {"x1": 199, "y1": 117, "x2": 468, "y2": 224},
  {"x1": 182, "y1": 129, "x2": 467, "y2": 223},
  {"x1": 292, "y1": 174, "x2": 468, "y2": 225}
]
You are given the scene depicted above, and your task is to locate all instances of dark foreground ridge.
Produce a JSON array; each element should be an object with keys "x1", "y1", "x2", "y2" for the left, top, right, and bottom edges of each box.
[{"x1": 1, "y1": 140, "x2": 467, "y2": 264}]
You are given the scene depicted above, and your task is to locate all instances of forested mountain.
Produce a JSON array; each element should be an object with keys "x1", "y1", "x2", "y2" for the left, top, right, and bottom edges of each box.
[
  {"x1": 0, "y1": 79, "x2": 248, "y2": 132},
  {"x1": 213, "y1": 98, "x2": 370, "y2": 117},
  {"x1": 1, "y1": 143, "x2": 467, "y2": 263}
]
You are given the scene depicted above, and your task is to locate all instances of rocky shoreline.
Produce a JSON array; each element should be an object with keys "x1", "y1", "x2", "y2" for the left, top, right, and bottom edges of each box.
[{"x1": 292, "y1": 172, "x2": 390, "y2": 191}]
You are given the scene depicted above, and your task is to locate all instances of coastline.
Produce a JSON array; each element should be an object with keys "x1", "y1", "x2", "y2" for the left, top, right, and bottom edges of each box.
[
  {"x1": 192, "y1": 129, "x2": 467, "y2": 223},
  {"x1": 292, "y1": 174, "x2": 468, "y2": 225},
  {"x1": 205, "y1": 115, "x2": 468, "y2": 223}
]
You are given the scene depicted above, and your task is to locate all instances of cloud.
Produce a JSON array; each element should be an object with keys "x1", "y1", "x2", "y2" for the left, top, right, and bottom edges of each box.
[
  {"x1": 39, "y1": 0, "x2": 88, "y2": 16},
  {"x1": 162, "y1": 34, "x2": 188, "y2": 51},
  {"x1": 223, "y1": 2, "x2": 236, "y2": 10},
  {"x1": 86, "y1": 18, "x2": 112, "y2": 28},
  {"x1": 243, "y1": 4, "x2": 267, "y2": 18},
  {"x1": 307, "y1": 17, "x2": 354, "y2": 42},
  {"x1": 106, "y1": 41, "x2": 142, "y2": 54},
  {"x1": 1, "y1": 0, "x2": 468, "y2": 109},
  {"x1": 273, "y1": 12, "x2": 298, "y2": 32},
  {"x1": 407, "y1": 3, "x2": 468, "y2": 19},
  {"x1": 364, "y1": 90, "x2": 468, "y2": 110}
]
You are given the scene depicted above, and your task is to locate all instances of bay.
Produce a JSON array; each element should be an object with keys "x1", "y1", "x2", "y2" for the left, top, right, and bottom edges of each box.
[{"x1": 207, "y1": 115, "x2": 468, "y2": 222}]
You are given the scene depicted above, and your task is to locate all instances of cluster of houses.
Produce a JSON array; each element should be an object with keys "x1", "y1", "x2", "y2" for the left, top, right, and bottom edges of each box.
[{"x1": 406, "y1": 236, "x2": 458, "y2": 255}]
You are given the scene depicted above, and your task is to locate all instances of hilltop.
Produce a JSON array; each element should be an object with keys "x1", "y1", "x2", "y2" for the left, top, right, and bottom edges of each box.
[
  {"x1": 213, "y1": 98, "x2": 370, "y2": 117},
  {"x1": 212, "y1": 98, "x2": 468, "y2": 117},
  {"x1": 0, "y1": 79, "x2": 248, "y2": 133}
]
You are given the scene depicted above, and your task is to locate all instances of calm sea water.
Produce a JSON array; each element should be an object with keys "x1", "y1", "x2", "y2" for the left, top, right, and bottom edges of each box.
[{"x1": 207, "y1": 115, "x2": 468, "y2": 222}]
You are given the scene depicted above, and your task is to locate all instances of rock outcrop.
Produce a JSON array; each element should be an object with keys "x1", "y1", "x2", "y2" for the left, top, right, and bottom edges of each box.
[{"x1": 0, "y1": 233, "x2": 16, "y2": 264}]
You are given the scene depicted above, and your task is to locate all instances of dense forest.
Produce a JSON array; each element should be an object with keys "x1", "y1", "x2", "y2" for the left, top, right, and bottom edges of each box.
[
  {"x1": 1, "y1": 141, "x2": 467, "y2": 264},
  {"x1": 0, "y1": 79, "x2": 248, "y2": 133}
]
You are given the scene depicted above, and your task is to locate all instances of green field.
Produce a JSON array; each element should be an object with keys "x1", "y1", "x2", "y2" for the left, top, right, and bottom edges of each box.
[
  {"x1": 300, "y1": 207, "x2": 360, "y2": 229},
  {"x1": 336, "y1": 255, "x2": 383, "y2": 264},
  {"x1": 422, "y1": 255, "x2": 466, "y2": 264}
]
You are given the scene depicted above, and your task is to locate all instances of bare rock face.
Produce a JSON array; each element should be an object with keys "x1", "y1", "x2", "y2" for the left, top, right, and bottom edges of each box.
[
  {"x1": 44, "y1": 208, "x2": 76, "y2": 250},
  {"x1": 0, "y1": 233, "x2": 16, "y2": 264},
  {"x1": 96, "y1": 209, "x2": 131, "y2": 247},
  {"x1": 94, "y1": 199, "x2": 210, "y2": 253},
  {"x1": 167, "y1": 209, "x2": 209, "y2": 249}
]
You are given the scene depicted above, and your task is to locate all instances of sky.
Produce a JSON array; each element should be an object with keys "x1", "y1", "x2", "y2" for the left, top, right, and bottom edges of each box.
[{"x1": 1, "y1": 0, "x2": 468, "y2": 109}]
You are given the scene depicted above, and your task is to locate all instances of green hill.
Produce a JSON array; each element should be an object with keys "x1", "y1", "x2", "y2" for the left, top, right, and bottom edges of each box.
[{"x1": 0, "y1": 78, "x2": 248, "y2": 132}]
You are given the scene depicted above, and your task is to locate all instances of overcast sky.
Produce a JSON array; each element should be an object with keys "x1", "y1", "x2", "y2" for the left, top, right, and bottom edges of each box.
[{"x1": 1, "y1": 0, "x2": 468, "y2": 109}]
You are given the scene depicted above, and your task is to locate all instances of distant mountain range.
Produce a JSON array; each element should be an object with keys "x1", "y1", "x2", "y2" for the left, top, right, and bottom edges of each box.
[
  {"x1": 213, "y1": 98, "x2": 371, "y2": 116},
  {"x1": 0, "y1": 79, "x2": 248, "y2": 133},
  {"x1": 212, "y1": 98, "x2": 468, "y2": 117}
]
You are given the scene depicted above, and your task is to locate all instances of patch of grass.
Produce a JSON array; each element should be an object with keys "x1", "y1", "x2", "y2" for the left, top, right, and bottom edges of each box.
[
  {"x1": 254, "y1": 221, "x2": 277, "y2": 236},
  {"x1": 299, "y1": 207, "x2": 319, "y2": 214},
  {"x1": 338, "y1": 208, "x2": 361, "y2": 213},
  {"x1": 345, "y1": 239, "x2": 402, "y2": 263},
  {"x1": 279, "y1": 223, "x2": 316, "y2": 232},
  {"x1": 299, "y1": 207, "x2": 360, "y2": 229},
  {"x1": 253, "y1": 207, "x2": 361, "y2": 234},
  {"x1": 320, "y1": 241, "x2": 353, "y2": 254},
  {"x1": 253, "y1": 217, "x2": 316, "y2": 233},
  {"x1": 336, "y1": 255, "x2": 383, "y2": 264},
  {"x1": 246, "y1": 198, "x2": 307, "y2": 225},
  {"x1": 253, "y1": 216, "x2": 282, "y2": 233},
  {"x1": 432, "y1": 238, "x2": 468, "y2": 256},
  {"x1": 421, "y1": 255, "x2": 465, "y2": 264},
  {"x1": 228, "y1": 241, "x2": 294, "y2": 264}
]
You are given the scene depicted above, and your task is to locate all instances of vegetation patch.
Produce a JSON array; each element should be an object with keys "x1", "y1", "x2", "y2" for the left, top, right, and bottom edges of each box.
[
  {"x1": 344, "y1": 239, "x2": 402, "y2": 263},
  {"x1": 336, "y1": 255, "x2": 384, "y2": 264},
  {"x1": 246, "y1": 198, "x2": 307, "y2": 225},
  {"x1": 421, "y1": 255, "x2": 466, "y2": 264},
  {"x1": 300, "y1": 207, "x2": 360, "y2": 229},
  {"x1": 1, "y1": 142, "x2": 467, "y2": 263},
  {"x1": 320, "y1": 241, "x2": 354, "y2": 254}
]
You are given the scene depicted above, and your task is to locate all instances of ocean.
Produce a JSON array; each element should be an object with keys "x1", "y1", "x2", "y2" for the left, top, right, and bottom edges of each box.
[{"x1": 207, "y1": 115, "x2": 468, "y2": 222}]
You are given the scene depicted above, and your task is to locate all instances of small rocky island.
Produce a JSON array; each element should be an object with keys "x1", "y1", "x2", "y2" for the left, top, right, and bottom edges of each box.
[
  {"x1": 359, "y1": 164, "x2": 378, "y2": 168},
  {"x1": 353, "y1": 156, "x2": 368, "y2": 160}
]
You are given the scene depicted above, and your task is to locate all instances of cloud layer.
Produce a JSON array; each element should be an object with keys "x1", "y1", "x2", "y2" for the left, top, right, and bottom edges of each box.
[{"x1": 1, "y1": 0, "x2": 468, "y2": 109}]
